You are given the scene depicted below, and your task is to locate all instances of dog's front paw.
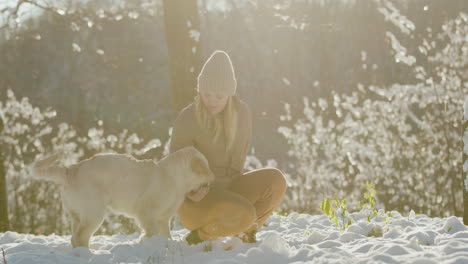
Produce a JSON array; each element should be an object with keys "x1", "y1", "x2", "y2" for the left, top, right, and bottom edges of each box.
[
  {"x1": 69, "y1": 246, "x2": 93, "y2": 258},
  {"x1": 138, "y1": 234, "x2": 172, "y2": 244}
]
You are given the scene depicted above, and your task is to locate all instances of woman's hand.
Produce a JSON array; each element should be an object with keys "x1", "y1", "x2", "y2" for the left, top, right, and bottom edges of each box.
[{"x1": 186, "y1": 186, "x2": 210, "y2": 202}]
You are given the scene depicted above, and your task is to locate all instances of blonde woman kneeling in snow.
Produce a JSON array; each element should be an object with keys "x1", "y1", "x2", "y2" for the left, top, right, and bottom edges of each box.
[{"x1": 170, "y1": 50, "x2": 287, "y2": 245}]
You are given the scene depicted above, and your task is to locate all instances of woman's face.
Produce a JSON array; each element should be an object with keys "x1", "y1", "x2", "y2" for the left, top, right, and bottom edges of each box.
[{"x1": 200, "y1": 92, "x2": 229, "y2": 115}]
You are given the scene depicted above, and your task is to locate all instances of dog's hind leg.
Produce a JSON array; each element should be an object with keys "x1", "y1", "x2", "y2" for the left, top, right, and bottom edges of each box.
[
  {"x1": 137, "y1": 212, "x2": 160, "y2": 239},
  {"x1": 69, "y1": 210, "x2": 81, "y2": 247},
  {"x1": 157, "y1": 217, "x2": 171, "y2": 238},
  {"x1": 71, "y1": 211, "x2": 105, "y2": 248}
]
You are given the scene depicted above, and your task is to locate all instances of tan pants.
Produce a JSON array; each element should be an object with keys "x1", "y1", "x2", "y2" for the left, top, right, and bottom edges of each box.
[{"x1": 178, "y1": 168, "x2": 287, "y2": 240}]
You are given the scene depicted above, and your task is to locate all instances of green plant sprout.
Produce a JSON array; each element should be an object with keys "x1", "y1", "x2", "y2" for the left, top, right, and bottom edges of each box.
[
  {"x1": 320, "y1": 181, "x2": 390, "y2": 232},
  {"x1": 320, "y1": 197, "x2": 352, "y2": 231},
  {"x1": 357, "y1": 181, "x2": 378, "y2": 221}
]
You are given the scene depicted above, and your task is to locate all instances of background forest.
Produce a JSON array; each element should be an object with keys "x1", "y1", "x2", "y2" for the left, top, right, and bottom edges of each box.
[{"x1": 0, "y1": 0, "x2": 467, "y2": 235}]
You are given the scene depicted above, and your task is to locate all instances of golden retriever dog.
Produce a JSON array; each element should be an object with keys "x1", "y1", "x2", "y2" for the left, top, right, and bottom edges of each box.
[{"x1": 32, "y1": 146, "x2": 214, "y2": 248}]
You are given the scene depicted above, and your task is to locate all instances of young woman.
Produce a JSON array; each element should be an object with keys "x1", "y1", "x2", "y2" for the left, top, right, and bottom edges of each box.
[{"x1": 170, "y1": 50, "x2": 287, "y2": 244}]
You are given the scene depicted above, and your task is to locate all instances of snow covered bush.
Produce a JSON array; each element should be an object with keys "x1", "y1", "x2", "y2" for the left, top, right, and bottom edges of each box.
[
  {"x1": 279, "y1": 9, "x2": 468, "y2": 217},
  {"x1": 0, "y1": 90, "x2": 162, "y2": 235}
]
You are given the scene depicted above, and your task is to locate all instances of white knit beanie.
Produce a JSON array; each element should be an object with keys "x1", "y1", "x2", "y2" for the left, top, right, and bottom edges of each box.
[{"x1": 197, "y1": 50, "x2": 237, "y2": 96}]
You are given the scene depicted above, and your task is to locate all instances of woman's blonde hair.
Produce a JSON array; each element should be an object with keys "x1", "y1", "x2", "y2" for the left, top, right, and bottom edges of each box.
[{"x1": 195, "y1": 95, "x2": 238, "y2": 153}]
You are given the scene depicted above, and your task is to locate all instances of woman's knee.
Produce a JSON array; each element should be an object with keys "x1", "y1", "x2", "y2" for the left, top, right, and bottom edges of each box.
[
  {"x1": 178, "y1": 202, "x2": 199, "y2": 230},
  {"x1": 240, "y1": 202, "x2": 257, "y2": 228},
  {"x1": 179, "y1": 193, "x2": 257, "y2": 232},
  {"x1": 215, "y1": 198, "x2": 256, "y2": 229},
  {"x1": 225, "y1": 198, "x2": 256, "y2": 219},
  {"x1": 264, "y1": 168, "x2": 287, "y2": 193},
  {"x1": 237, "y1": 205, "x2": 257, "y2": 231}
]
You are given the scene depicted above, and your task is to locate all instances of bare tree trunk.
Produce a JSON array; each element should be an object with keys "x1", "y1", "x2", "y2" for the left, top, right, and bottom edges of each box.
[
  {"x1": 463, "y1": 99, "x2": 468, "y2": 224},
  {"x1": 0, "y1": 118, "x2": 10, "y2": 232},
  {"x1": 162, "y1": 0, "x2": 204, "y2": 114}
]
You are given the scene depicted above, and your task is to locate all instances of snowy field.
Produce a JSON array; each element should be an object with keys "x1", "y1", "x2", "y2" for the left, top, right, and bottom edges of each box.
[{"x1": 1, "y1": 210, "x2": 468, "y2": 264}]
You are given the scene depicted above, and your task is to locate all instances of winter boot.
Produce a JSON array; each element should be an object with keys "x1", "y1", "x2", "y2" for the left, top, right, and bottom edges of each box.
[
  {"x1": 238, "y1": 230, "x2": 257, "y2": 243},
  {"x1": 185, "y1": 229, "x2": 203, "y2": 245}
]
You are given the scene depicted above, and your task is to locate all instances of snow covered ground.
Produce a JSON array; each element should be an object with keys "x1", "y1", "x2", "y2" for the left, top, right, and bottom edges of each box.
[{"x1": 1, "y1": 210, "x2": 468, "y2": 264}]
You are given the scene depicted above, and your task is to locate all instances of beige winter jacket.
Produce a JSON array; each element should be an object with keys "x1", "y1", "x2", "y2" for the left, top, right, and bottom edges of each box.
[{"x1": 169, "y1": 96, "x2": 252, "y2": 189}]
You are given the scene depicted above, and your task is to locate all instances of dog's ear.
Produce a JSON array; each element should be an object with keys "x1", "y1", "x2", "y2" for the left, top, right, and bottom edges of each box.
[{"x1": 191, "y1": 157, "x2": 210, "y2": 176}]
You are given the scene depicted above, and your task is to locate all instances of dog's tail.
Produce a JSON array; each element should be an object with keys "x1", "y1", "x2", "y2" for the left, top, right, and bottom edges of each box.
[{"x1": 32, "y1": 153, "x2": 70, "y2": 185}]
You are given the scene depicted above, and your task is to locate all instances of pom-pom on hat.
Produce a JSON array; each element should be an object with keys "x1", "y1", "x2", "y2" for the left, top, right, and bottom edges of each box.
[{"x1": 197, "y1": 50, "x2": 237, "y2": 96}]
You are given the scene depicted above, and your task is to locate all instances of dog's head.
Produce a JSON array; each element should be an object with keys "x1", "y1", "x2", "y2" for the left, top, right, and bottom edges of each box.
[{"x1": 179, "y1": 146, "x2": 215, "y2": 191}]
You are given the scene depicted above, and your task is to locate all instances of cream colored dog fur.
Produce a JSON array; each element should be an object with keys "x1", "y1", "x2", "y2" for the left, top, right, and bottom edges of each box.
[{"x1": 32, "y1": 146, "x2": 214, "y2": 248}]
